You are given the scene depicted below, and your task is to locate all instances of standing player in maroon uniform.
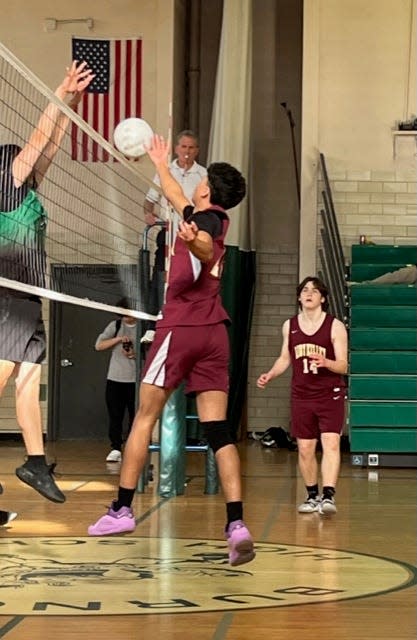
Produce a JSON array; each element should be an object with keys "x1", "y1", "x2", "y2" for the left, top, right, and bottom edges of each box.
[
  {"x1": 89, "y1": 135, "x2": 255, "y2": 567},
  {"x1": 257, "y1": 277, "x2": 348, "y2": 515}
]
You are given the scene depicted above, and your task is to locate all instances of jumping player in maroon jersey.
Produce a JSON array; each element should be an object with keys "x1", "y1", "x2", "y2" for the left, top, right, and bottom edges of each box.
[
  {"x1": 257, "y1": 277, "x2": 348, "y2": 515},
  {"x1": 89, "y1": 135, "x2": 255, "y2": 567}
]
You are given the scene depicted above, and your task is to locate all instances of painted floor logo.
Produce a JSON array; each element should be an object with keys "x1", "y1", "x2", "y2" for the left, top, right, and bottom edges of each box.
[{"x1": 0, "y1": 537, "x2": 414, "y2": 615}]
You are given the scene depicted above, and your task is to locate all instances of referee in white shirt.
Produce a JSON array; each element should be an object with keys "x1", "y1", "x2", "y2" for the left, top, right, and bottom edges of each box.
[
  {"x1": 142, "y1": 130, "x2": 207, "y2": 343},
  {"x1": 144, "y1": 129, "x2": 207, "y2": 220}
]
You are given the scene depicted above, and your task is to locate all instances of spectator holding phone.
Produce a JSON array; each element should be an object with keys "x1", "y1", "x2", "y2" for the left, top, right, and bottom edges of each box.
[{"x1": 95, "y1": 298, "x2": 137, "y2": 463}]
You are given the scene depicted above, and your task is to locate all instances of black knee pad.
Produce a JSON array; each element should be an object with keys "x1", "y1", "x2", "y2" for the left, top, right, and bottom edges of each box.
[{"x1": 202, "y1": 420, "x2": 235, "y2": 454}]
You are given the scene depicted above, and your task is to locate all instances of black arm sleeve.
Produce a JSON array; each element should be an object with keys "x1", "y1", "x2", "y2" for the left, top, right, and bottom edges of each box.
[
  {"x1": 182, "y1": 205, "x2": 194, "y2": 222},
  {"x1": 187, "y1": 211, "x2": 222, "y2": 238}
]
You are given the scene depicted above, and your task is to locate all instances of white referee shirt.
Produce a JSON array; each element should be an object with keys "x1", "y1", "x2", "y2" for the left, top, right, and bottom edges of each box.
[{"x1": 146, "y1": 159, "x2": 207, "y2": 204}]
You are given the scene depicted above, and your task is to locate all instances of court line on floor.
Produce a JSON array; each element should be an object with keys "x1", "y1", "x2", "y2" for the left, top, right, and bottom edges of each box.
[
  {"x1": 211, "y1": 612, "x2": 234, "y2": 640},
  {"x1": 210, "y1": 466, "x2": 294, "y2": 638},
  {"x1": 0, "y1": 616, "x2": 25, "y2": 638},
  {"x1": 135, "y1": 495, "x2": 174, "y2": 525},
  {"x1": 260, "y1": 463, "x2": 294, "y2": 541}
]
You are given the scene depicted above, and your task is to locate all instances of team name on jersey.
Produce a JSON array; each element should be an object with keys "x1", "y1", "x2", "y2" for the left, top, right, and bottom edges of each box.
[{"x1": 294, "y1": 343, "x2": 326, "y2": 359}]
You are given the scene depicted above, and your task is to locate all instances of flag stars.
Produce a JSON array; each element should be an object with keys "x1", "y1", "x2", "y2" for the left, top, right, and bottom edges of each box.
[{"x1": 72, "y1": 39, "x2": 110, "y2": 93}]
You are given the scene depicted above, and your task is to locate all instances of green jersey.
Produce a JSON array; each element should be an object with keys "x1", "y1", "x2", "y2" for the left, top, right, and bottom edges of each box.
[
  {"x1": 0, "y1": 144, "x2": 47, "y2": 289},
  {"x1": 0, "y1": 189, "x2": 47, "y2": 288}
]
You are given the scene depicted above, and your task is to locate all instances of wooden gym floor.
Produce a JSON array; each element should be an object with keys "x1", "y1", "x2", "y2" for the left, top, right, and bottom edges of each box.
[{"x1": 0, "y1": 438, "x2": 416, "y2": 639}]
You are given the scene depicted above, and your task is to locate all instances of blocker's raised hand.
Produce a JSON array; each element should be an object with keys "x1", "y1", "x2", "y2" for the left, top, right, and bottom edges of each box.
[
  {"x1": 61, "y1": 60, "x2": 95, "y2": 96},
  {"x1": 145, "y1": 134, "x2": 170, "y2": 166}
]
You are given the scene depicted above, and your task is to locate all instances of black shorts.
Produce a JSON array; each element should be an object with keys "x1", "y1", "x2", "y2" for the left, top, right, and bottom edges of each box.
[{"x1": 0, "y1": 294, "x2": 46, "y2": 364}]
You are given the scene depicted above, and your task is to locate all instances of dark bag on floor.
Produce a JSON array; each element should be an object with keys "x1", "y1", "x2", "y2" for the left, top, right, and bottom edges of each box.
[{"x1": 261, "y1": 427, "x2": 297, "y2": 450}]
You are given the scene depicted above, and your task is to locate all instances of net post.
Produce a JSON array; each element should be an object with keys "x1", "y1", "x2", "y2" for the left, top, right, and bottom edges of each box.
[
  {"x1": 158, "y1": 385, "x2": 187, "y2": 496},
  {"x1": 136, "y1": 467, "x2": 146, "y2": 493},
  {"x1": 136, "y1": 241, "x2": 151, "y2": 494},
  {"x1": 204, "y1": 447, "x2": 219, "y2": 495},
  {"x1": 136, "y1": 329, "x2": 151, "y2": 494},
  {"x1": 185, "y1": 406, "x2": 219, "y2": 494}
]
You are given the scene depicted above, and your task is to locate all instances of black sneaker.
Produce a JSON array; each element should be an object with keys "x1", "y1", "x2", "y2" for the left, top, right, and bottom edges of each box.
[
  {"x1": 0, "y1": 510, "x2": 17, "y2": 526},
  {"x1": 16, "y1": 464, "x2": 66, "y2": 503},
  {"x1": 260, "y1": 433, "x2": 277, "y2": 448}
]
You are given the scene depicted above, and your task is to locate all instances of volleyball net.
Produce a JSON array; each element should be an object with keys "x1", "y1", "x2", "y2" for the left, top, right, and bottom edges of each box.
[{"x1": 0, "y1": 42, "x2": 163, "y2": 320}]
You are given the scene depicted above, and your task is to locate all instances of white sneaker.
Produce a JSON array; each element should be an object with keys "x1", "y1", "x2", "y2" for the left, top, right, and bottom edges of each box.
[
  {"x1": 298, "y1": 497, "x2": 321, "y2": 513},
  {"x1": 140, "y1": 329, "x2": 155, "y2": 344},
  {"x1": 106, "y1": 449, "x2": 122, "y2": 462},
  {"x1": 319, "y1": 497, "x2": 337, "y2": 515}
]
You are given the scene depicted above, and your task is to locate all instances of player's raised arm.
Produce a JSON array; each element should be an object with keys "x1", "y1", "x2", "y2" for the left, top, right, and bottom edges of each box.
[
  {"x1": 145, "y1": 135, "x2": 190, "y2": 215},
  {"x1": 12, "y1": 61, "x2": 94, "y2": 187}
]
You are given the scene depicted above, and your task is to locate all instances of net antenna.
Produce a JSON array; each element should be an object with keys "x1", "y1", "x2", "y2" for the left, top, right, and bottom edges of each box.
[
  {"x1": 163, "y1": 99, "x2": 177, "y2": 295},
  {"x1": 0, "y1": 42, "x2": 162, "y2": 320}
]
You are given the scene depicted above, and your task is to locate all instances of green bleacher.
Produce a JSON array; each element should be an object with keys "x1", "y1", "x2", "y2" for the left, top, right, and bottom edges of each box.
[{"x1": 349, "y1": 245, "x2": 417, "y2": 464}]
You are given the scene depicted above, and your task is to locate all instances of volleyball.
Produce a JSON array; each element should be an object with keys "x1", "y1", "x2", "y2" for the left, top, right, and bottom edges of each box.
[{"x1": 113, "y1": 117, "x2": 154, "y2": 158}]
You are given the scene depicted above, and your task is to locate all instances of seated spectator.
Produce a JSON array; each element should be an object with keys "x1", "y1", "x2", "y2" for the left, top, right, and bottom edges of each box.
[{"x1": 350, "y1": 263, "x2": 417, "y2": 285}]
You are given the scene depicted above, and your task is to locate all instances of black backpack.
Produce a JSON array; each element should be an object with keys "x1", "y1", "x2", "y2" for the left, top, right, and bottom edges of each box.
[{"x1": 261, "y1": 427, "x2": 297, "y2": 450}]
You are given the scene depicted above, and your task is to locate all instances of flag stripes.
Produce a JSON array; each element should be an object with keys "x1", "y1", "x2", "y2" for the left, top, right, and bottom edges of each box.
[{"x1": 71, "y1": 38, "x2": 142, "y2": 162}]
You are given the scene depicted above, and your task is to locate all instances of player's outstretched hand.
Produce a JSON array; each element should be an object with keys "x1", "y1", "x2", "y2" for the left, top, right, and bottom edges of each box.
[
  {"x1": 61, "y1": 61, "x2": 95, "y2": 96},
  {"x1": 57, "y1": 61, "x2": 94, "y2": 109},
  {"x1": 145, "y1": 134, "x2": 170, "y2": 166}
]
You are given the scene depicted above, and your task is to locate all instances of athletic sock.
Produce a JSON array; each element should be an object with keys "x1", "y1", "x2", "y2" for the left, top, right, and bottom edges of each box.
[
  {"x1": 226, "y1": 501, "x2": 243, "y2": 530},
  {"x1": 306, "y1": 484, "x2": 319, "y2": 499},
  {"x1": 113, "y1": 486, "x2": 135, "y2": 511},
  {"x1": 24, "y1": 455, "x2": 47, "y2": 470},
  {"x1": 322, "y1": 486, "x2": 336, "y2": 500}
]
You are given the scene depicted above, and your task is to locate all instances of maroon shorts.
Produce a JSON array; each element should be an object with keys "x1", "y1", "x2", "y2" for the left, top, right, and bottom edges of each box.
[
  {"x1": 142, "y1": 323, "x2": 229, "y2": 394},
  {"x1": 290, "y1": 392, "x2": 346, "y2": 439}
]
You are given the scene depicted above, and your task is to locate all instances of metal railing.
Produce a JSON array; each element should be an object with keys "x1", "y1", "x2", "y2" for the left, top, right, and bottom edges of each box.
[{"x1": 318, "y1": 153, "x2": 348, "y2": 324}]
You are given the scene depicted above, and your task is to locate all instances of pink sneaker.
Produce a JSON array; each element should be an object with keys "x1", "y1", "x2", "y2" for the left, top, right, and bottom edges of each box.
[
  {"x1": 226, "y1": 520, "x2": 255, "y2": 567},
  {"x1": 88, "y1": 504, "x2": 136, "y2": 536}
]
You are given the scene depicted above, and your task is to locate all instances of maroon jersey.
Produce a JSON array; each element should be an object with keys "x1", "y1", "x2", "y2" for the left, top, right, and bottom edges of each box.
[
  {"x1": 288, "y1": 314, "x2": 345, "y2": 400},
  {"x1": 157, "y1": 206, "x2": 230, "y2": 328}
]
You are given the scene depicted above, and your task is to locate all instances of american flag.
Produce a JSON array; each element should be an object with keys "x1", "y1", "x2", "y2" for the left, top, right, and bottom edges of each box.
[{"x1": 71, "y1": 38, "x2": 142, "y2": 162}]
